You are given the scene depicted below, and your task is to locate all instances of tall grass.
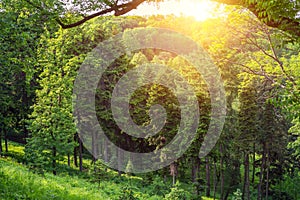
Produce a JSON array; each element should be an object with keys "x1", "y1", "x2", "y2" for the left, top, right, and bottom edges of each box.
[
  {"x1": 0, "y1": 157, "x2": 119, "y2": 199},
  {"x1": 0, "y1": 141, "x2": 215, "y2": 199}
]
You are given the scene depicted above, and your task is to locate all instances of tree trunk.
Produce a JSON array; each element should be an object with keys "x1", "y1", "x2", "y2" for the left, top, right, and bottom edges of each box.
[
  {"x1": 52, "y1": 146, "x2": 57, "y2": 175},
  {"x1": 74, "y1": 146, "x2": 78, "y2": 167},
  {"x1": 92, "y1": 131, "x2": 97, "y2": 162},
  {"x1": 193, "y1": 157, "x2": 201, "y2": 196},
  {"x1": 172, "y1": 173, "x2": 176, "y2": 185},
  {"x1": 95, "y1": 132, "x2": 99, "y2": 160},
  {"x1": 191, "y1": 158, "x2": 196, "y2": 183},
  {"x1": 117, "y1": 143, "x2": 123, "y2": 176},
  {"x1": 265, "y1": 148, "x2": 270, "y2": 200},
  {"x1": 220, "y1": 144, "x2": 224, "y2": 200},
  {"x1": 170, "y1": 162, "x2": 178, "y2": 185},
  {"x1": 206, "y1": 157, "x2": 211, "y2": 197},
  {"x1": 213, "y1": 162, "x2": 217, "y2": 200},
  {"x1": 104, "y1": 138, "x2": 108, "y2": 163},
  {"x1": 23, "y1": 114, "x2": 28, "y2": 143},
  {"x1": 4, "y1": 129, "x2": 8, "y2": 152},
  {"x1": 0, "y1": 131, "x2": 2, "y2": 156},
  {"x1": 252, "y1": 143, "x2": 256, "y2": 184},
  {"x1": 258, "y1": 142, "x2": 266, "y2": 200},
  {"x1": 243, "y1": 152, "x2": 250, "y2": 200},
  {"x1": 67, "y1": 153, "x2": 70, "y2": 167},
  {"x1": 78, "y1": 137, "x2": 83, "y2": 172},
  {"x1": 74, "y1": 134, "x2": 78, "y2": 167},
  {"x1": 191, "y1": 157, "x2": 200, "y2": 183}
]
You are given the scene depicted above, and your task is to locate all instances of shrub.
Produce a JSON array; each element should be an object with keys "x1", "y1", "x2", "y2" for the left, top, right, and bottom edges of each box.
[
  {"x1": 231, "y1": 189, "x2": 242, "y2": 200},
  {"x1": 164, "y1": 181, "x2": 190, "y2": 200}
]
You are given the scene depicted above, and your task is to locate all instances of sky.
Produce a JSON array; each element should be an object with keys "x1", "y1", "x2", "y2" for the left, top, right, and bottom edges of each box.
[{"x1": 128, "y1": 0, "x2": 220, "y2": 21}]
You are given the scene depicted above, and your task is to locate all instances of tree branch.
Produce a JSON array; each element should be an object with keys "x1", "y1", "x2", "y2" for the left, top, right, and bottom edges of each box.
[
  {"x1": 266, "y1": 32, "x2": 296, "y2": 85},
  {"x1": 211, "y1": 0, "x2": 300, "y2": 38},
  {"x1": 56, "y1": 0, "x2": 146, "y2": 29},
  {"x1": 56, "y1": 7, "x2": 115, "y2": 29},
  {"x1": 224, "y1": 58, "x2": 284, "y2": 88},
  {"x1": 114, "y1": 0, "x2": 145, "y2": 16}
]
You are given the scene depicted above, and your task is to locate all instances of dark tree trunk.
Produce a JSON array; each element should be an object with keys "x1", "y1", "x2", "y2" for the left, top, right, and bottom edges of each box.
[
  {"x1": 265, "y1": 148, "x2": 270, "y2": 200},
  {"x1": 95, "y1": 132, "x2": 99, "y2": 160},
  {"x1": 104, "y1": 138, "x2": 108, "y2": 163},
  {"x1": 252, "y1": 143, "x2": 256, "y2": 184},
  {"x1": 74, "y1": 134, "x2": 78, "y2": 167},
  {"x1": 206, "y1": 157, "x2": 211, "y2": 197},
  {"x1": 92, "y1": 131, "x2": 97, "y2": 162},
  {"x1": 74, "y1": 146, "x2": 78, "y2": 167},
  {"x1": 52, "y1": 146, "x2": 57, "y2": 175},
  {"x1": 67, "y1": 153, "x2": 70, "y2": 167},
  {"x1": 0, "y1": 132, "x2": 2, "y2": 156},
  {"x1": 117, "y1": 142, "x2": 123, "y2": 176},
  {"x1": 243, "y1": 152, "x2": 250, "y2": 200},
  {"x1": 191, "y1": 157, "x2": 200, "y2": 183},
  {"x1": 4, "y1": 129, "x2": 8, "y2": 152},
  {"x1": 23, "y1": 114, "x2": 28, "y2": 143},
  {"x1": 220, "y1": 144, "x2": 224, "y2": 200},
  {"x1": 225, "y1": 157, "x2": 241, "y2": 200},
  {"x1": 213, "y1": 162, "x2": 217, "y2": 200},
  {"x1": 191, "y1": 159, "x2": 196, "y2": 183},
  {"x1": 78, "y1": 137, "x2": 83, "y2": 172},
  {"x1": 258, "y1": 142, "x2": 266, "y2": 200},
  {"x1": 192, "y1": 157, "x2": 201, "y2": 195}
]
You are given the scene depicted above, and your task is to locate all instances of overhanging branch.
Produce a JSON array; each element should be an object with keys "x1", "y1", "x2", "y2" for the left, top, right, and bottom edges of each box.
[
  {"x1": 211, "y1": 0, "x2": 300, "y2": 38},
  {"x1": 56, "y1": 0, "x2": 146, "y2": 29}
]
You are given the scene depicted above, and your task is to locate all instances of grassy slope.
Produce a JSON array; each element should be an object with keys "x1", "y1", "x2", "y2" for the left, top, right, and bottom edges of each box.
[
  {"x1": 0, "y1": 141, "x2": 216, "y2": 200},
  {"x1": 0, "y1": 157, "x2": 114, "y2": 200},
  {"x1": 0, "y1": 141, "x2": 145, "y2": 200},
  {"x1": 0, "y1": 141, "x2": 120, "y2": 199}
]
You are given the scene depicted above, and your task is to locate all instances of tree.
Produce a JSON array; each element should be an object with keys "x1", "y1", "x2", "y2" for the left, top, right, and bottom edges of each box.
[
  {"x1": 0, "y1": 1, "x2": 45, "y2": 149},
  {"x1": 238, "y1": 76, "x2": 259, "y2": 200},
  {"x1": 24, "y1": 15, "x2": 110, "y2": 173},
  {"x1": 25, "y1": 28, "x2": 79, "y2": 174},
  {"x1": 12, "y1": 0, "x2": 159, "y2": 29},
  {"x1": 212, "y1": 0, "x2": 300, "y2": 38},
  {"x1": 12, "y1": 0, "x2": 299, "y2": 39}
]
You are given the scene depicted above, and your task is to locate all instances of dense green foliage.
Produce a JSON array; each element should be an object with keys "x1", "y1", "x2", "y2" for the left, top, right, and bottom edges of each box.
[
  {"x1": 1, "y1": 142, "x2": 218, "y2": 200},
  {"x1": 0, "y1": 1, "x2": 299, "y2": 200}
]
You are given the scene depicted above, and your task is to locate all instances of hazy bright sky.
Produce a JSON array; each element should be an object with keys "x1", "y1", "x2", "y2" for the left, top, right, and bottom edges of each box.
[{"x1": 128, "y1": 0, "x2": 219, "y2": 21}]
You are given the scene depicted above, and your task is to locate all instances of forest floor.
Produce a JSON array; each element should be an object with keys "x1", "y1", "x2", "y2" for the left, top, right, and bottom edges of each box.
[{"x1": 0, "y1": 141, "x2": 215, "y2": 200}]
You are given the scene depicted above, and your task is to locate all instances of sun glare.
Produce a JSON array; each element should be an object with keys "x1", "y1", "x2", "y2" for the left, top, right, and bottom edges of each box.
[{"x1": 129, "y1": 0, "x2": 217, "y2": 21}]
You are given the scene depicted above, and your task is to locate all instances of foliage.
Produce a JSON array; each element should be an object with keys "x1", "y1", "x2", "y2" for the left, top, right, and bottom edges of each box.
[
  {"x1": 230, "y1": 188, "x2": 242, "y2": 200},
  {"x1": 119, "y1": 185, "x2": 140, "y2": 200},
  {"x1": 214, "y1": 0, "x2": 300, "y2": 38},
  {"x1": 146, "y1": 175, "x2": 170, "y2": 196},
  {"x1": 0, "y1": 158, "x2": 113, "y2": 199},
  {"x1": 271, "y1": 172, "x2": 300, "y2": 200},
  {"x1": 0, "y1": 0, "x2": 44, "y2": 149},
  {"x1": 164, "y1": 181, "x2": 191, "y2": 200},
  {"x1": 0, "y1": 2, "x2": 299, "y2": 199}
]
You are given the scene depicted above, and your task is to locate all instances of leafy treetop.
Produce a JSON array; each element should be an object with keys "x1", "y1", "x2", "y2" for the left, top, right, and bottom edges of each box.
[{"x1": 2, "y1": 0, "x2": 299, "y2": 38}]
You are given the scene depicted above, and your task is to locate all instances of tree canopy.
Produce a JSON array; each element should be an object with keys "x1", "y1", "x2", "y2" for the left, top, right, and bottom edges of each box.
[
  {"x1": 3, "y1": 0, "x2": 299, "y2": 38},
  {"x1": 0, "y1": 1, "x2": 299, "y2": 199}
]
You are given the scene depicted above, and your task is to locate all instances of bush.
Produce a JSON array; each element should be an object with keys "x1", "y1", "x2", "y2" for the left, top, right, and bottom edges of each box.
[
  {"x1": 231, "y1": 189, "x2": 242, "y2": 200},
  {"x1": 147, "y1": 175, "x2": 170, "y2": 196},
  {"x1": 164, "y1": 181, "x2": 191, "y2": 200},
  {"x1": 119, "y1": 185, "x2": 138, "y2": 200}
]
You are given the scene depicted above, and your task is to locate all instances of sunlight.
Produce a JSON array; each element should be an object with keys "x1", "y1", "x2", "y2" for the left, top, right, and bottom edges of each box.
[{"x1": 129, "y1": 0, "x2": 218, "y2": 21}]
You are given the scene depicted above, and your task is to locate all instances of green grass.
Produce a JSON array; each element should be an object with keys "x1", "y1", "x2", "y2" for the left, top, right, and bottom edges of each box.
[
  {"x1": 0, "y1": 156, "x2": 174, "y2": 200},
  {"x1": 0, "y1": 156, "x2": 165, "y2": 199},
  {"x1": 0, "y1": 157, "x2": 121, "y2": 199},
  {"x1": 0, "y1": 141, "x2": 216, "y2": 199}
]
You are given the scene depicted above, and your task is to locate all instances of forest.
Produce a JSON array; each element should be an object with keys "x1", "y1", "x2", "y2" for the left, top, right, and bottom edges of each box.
[{"x1": 0, "y1": 0, "x2": 299, "y2": 199}]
